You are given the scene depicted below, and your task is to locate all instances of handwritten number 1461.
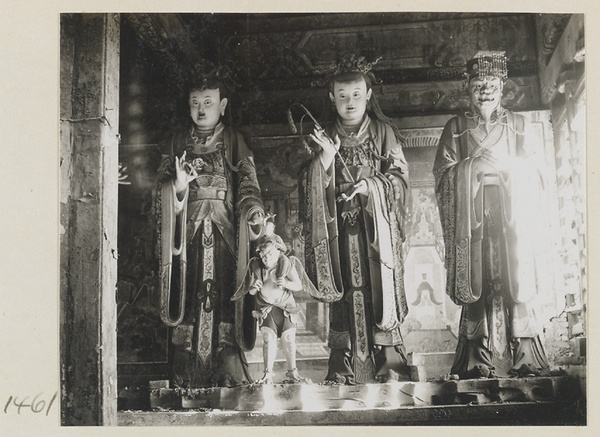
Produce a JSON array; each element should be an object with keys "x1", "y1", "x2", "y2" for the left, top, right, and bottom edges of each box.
[{"x1": 4, "y1": 392, "x2": 57, "y2": 415}]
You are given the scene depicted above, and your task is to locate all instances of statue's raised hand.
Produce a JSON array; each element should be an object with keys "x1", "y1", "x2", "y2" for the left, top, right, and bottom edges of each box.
[
  {"x1": 174, "y1": 151, "x2": 198, "y2": 194},
  {"x1": 249, "y1": 279, "x2": 263, "y2": 296},
  {"x1": 276, "y1": 277, "x2": 288, "y2": 290},
  {"x1": 310, "y1": 128, "x2": 340, "y2": 170}
]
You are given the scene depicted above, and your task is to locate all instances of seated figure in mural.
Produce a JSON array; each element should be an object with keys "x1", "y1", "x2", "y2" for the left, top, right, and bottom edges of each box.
[
  {"x1": 231, "y1": 215, "x2": 313, "y2": 384},
  {"x1": 433, "y1": 51, "x2": 550, "y2": 379},
  {"x1": 156, "y1": 62, "x2": 265, "y2": 387},
  {"x1": 300, "y1": 53, "x2": 411, "y2": 384}
]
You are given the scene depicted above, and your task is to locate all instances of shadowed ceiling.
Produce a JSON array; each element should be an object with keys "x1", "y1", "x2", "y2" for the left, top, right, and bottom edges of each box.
[{"x1": 120, "y1": 12, "x2": 570, "y2": 142}]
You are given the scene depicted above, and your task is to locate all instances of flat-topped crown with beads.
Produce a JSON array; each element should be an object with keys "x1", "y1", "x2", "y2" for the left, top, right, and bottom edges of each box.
[{"x1": 466, "y1": 51, "x2": 508, "y2": 81}]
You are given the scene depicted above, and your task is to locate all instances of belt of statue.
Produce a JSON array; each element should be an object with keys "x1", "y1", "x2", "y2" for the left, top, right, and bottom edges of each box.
[
  {"x1": 189, "y1": 187, "x2": 228, "y2": 201},
  {"x1": 482, "y1": 173, "x2": 500, "y2": 185}
]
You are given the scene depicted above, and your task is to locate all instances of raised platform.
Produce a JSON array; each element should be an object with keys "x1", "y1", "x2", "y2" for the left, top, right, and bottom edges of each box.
[
  {"x1": 118, "y1": 376, "x2": 585, "y2": 426},
  {"x1": 119, "y1": 401, "x2": 583, "y2": 426}
]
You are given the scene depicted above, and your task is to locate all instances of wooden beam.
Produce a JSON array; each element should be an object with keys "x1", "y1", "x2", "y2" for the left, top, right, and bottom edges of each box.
[
  {"x1": 60, "y1": 13, "x2": 120, "y2": 426},
  {"x1": 539, "y1": 15, "x2": 585, "y2": 105},
  {"x1": 124, "y1": 13, "x2": 205, "y2": 66}
]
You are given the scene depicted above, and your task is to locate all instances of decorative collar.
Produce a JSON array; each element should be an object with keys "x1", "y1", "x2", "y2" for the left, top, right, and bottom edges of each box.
[
  {"x1": 464, "y1": 107, "x2": 508, "y2": 126},
  {"x1": 190, "y1": 122, "x2": 224, "y2": 148},
  {"x1": 335, "y1": 115, "x2": 371, "y2": 140}
]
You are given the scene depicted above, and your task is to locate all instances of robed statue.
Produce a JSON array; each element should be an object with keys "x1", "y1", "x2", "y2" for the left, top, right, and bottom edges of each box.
[
  {"x1": 156, "y1": 63, "x2": 265, "y2": 387},
  {"x1": 299, "y1": 54, "x2": 411, "y2": 384},
  {"x1": 433, "y1": 52, "x2": 550, "y2": 379}
]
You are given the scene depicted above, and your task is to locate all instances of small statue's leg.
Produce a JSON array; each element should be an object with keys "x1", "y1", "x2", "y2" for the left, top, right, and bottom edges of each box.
[
  {"x1": 256, "y1": 327, "x2": 277, "y2": 384},
  {"x1": 282, "y1": 328, "x2": 311, "y2": 383},
  {"x1": 281, "y1": 327, "x2": 297, "y2": 371}
]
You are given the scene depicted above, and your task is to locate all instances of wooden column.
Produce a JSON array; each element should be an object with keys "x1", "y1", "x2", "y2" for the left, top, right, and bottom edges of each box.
[{"x1": 60, "y1": 13, "x2": 120, "y2": 426}]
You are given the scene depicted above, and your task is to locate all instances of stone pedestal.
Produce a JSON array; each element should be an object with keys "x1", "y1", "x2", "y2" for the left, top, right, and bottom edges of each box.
[
  {"x1": 119, "y1": 376, "x2": 585, "y2": 426},
  {"x1": 132, "y1": 375, "x2": 583, "y2": 415}
]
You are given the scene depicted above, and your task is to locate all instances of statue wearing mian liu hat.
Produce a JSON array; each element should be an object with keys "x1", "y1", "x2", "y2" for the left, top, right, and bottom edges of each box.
[{"x1": 433, "y1": 51, "x2": 551, "y2": 379}]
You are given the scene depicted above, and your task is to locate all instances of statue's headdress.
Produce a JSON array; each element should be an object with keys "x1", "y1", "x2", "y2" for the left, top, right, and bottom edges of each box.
[
  {"x1": 296, "y1": 52, "x2": 405, "y2": 145},
  {"x1": 330, "y1": 53, "x2": 382, "y2": 79},
  {"x1": 313, "y1": 52, "x2": 383, "y2": 87},
  {"x1": 465, "y1": 51, "x2": 508, "y2": 82},
  {"x1": 186, "y1": 59, "x2": 239, "y2": 95}
]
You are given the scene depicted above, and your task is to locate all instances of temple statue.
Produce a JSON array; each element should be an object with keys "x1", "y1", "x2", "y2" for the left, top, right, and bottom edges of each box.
[
  {"x1": 231, "y1": 215, "x2": 318, "y2": 384},
  {"x1": 433, "y1": 52, "x2": 550, "y2": 379},
  {"x1": 299, "y1": 54, "x2": 411, "y2": 384},
  {"x1": 156, "y1": 63, "x2": 264, "y2": 387}
]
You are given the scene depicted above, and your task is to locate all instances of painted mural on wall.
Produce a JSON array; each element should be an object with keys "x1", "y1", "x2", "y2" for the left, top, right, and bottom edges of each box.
[
  {"x1": 408, "y1": 188, "x2": 441, "y2": 246},
  {"x1": 400, "y1": 143, "x2": 459, "y2": 353}
]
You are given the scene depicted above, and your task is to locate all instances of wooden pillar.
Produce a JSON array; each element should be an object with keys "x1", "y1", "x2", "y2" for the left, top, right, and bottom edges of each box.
[{"x1": 60, "y1": 13, "x2": 120, "y2": 426}]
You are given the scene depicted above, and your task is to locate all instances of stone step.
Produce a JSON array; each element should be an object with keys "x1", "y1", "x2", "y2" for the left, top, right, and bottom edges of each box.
[
  {"x1": 408, "y1": 351, "x2": 455, "y2": 381},
  {"x1": 122, "y1": 375, "x2": 582, "y2": 414},
  {"x1": 119, "y1": 399, "x2": 585, "y2": 426}
]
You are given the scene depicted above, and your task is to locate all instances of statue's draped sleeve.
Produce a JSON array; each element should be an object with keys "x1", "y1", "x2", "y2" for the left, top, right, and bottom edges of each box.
[
  {"x1": 155, "y1": 131, "x2": 190, "y2": 327},
  {"x1": 225, "y1": 129, "x2": 264, "y2": 352},
  {"x1": 433, "y1": 117, "x2": 481, "y2": 305},
  {"x1": 363, "y1": 121, "x2": 410, "y2": 328},
  {"x1": 299, "y1": 147, "x2": 344, "y2": 303},
  {"x1": 433, "y1": 113, "x2": 547, "y2": 306}
]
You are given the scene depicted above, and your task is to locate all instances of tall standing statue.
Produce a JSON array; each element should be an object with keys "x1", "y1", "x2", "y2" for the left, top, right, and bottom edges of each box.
[
  {"x1": 156, "y1": 63, "x2": 264, "y2": 387},
  {"x1": 433, "y1": 51, "x2": 550, "y2": 379},
  {"x1": 300, "y1": 54, "x2": 411, "y2": 384}
]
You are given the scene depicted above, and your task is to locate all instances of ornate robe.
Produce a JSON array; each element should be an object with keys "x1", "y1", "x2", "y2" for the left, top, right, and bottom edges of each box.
[
  {"x1": 433, "y1": 111, "x2": 550, "y2": 378},
  {"x1": 157, "y1": 122, "x2": 263, "y2": 387},
  {"x1": 300, "y1": 116, "x2": 410, "y2": 383}
]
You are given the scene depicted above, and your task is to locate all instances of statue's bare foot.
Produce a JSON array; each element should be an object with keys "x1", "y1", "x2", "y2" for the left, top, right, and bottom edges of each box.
[
  {"x1": 283, "y1": 368, "x2": 311, "y2": 384},
  {"x1": 255, "y1": 370, "x2": 274, "y2": 384}
]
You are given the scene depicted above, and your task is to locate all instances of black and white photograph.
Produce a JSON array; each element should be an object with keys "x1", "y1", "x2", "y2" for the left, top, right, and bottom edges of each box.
[{"x1": 0, "y1": 3, "x2": 592, "y2": 433}]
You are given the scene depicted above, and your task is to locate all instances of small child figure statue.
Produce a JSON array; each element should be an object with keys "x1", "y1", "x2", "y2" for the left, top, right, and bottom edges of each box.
[{"x1": 231, "y1": 215, "x2": 314, "y2": 384}]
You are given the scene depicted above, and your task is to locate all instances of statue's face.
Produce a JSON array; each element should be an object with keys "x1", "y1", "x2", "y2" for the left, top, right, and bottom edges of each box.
[
  {"x1": 188, "y1": 88, "x2": 228, "y2": 130},
  {"x1": 330, "y1": 78, "x2": 372, "y2": 125},
  {"x1": 468, "y1": 76, "x2": 503, "y2": 115},
  {"x1": 259, "y1": 244, "x2": 280, "y2": 269}
]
